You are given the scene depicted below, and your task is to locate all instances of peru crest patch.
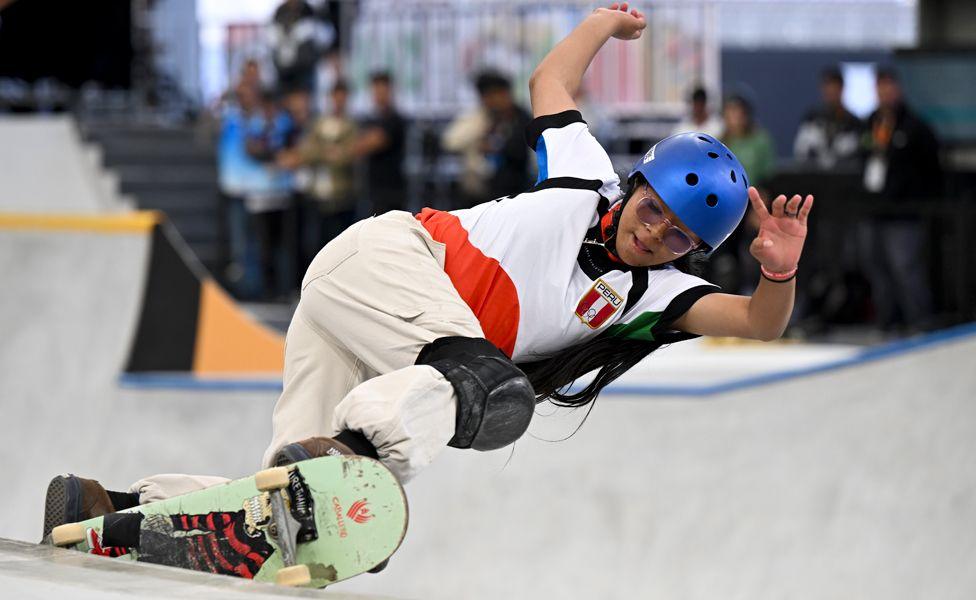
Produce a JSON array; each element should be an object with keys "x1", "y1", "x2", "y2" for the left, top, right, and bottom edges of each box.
[{"x1": 575, "y1": 278, "x2": 624, "y2": 329}]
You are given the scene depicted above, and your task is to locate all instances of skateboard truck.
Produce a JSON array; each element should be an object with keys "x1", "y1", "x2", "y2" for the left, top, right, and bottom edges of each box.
[
  {"x1": 255, "y1": 467, "x2": 313, "y2": 587},
  {"x1": 268, "y1": 488, "x2": 302, "y2": 568}
]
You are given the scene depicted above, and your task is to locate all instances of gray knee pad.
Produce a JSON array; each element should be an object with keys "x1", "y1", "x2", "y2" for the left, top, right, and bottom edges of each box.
[{"x1": 416, "y1": 337, "x2": 535, "y2": 451}]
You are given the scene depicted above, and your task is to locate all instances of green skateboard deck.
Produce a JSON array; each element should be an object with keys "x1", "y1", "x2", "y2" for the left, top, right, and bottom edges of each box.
[{"x1": 49, "y1": 456, "x2": 408, "y2": 587}]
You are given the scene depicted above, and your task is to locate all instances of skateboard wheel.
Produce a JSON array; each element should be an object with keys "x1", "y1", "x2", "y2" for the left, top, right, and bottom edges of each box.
[
  {"x1": 275, "y1": 564, "x2": 311, "y2": 587},
  {"x1": 51, "y1": 523, "x2": 86, "y2": 547},
  {"x1": 255, "y1": 467, "x2": 290, "y2": 491}
]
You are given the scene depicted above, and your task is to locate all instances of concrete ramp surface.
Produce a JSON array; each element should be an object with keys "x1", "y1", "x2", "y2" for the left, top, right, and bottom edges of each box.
[{"x1": 0, "y1": 538, "x2": 404, "y2": 599}]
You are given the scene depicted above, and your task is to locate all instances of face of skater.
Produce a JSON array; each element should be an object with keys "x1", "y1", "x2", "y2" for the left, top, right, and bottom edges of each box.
[{"x1": 614, "y1": 181, "x2": 702, "y2": 268}]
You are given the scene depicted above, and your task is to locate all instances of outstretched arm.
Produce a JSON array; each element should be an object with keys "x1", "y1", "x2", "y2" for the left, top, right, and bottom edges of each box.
[
  {"x1": 673, "y1": 187, "x2": 815, "y2": 341},
  {"x1": 529, "y1": 3, "x2": 646, "y2": 118}
]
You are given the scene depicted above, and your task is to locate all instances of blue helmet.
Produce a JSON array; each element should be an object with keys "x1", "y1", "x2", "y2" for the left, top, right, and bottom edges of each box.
[{"x1": 628, "y1": 132, "x2": 749, "y2": 251}]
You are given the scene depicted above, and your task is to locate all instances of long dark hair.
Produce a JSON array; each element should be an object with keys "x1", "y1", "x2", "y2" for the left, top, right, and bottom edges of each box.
[
  {"x1": 517, "y1": 179, "x2": 708, "y2": 408},
  {"x1": 518, "y1": 336, "x2": 665, "y2": 407}
]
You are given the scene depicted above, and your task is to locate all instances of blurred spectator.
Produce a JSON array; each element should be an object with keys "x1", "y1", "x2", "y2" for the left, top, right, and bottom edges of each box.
[
  {"x1": 240, "y1": 59, "x2": 263, "y2": 96},
  {"x1": 441, "y1": 74, "x2": 492, "y2": 207},
  {"x1": 277, "y1": 87, "x2": 314, "y2": 286},
  {"x1": 280, "y1": 87, "x2": 314, "y2": 146},
  {"x1": 717, "y1": 94, "x2": 776, "y2": 295},
  {"x1": 242, "y1": 88, "x2": 296, "y2": 300},
  {"x1": 672, "y1": 86, "x2": 723, "y2": 138},
  {"x1": 356, "y1": 71, "x2": 406, "y2": 214},
  {"x1": 479, "y1": 71, "x2": 533, "y2": 201},
  {"x1": 862, "y1": 67, "x2": 943, "y2": 201},
  {"x1": 858, "y1": 66, "x2": 942, "y2": 330},
  {"x1": 217, "y1": 78, "x2": 265, "y2": 298},
  {"x1": 791, "y1": 67, "x2": 865, "y2": 329},
  {"x1": 278, "y1": 80, "x2": 358, "y2": 269},
  {"x1": 794, "y1": 67, "x2": 863, "y2": 169},
  {"x1": 442, "y1": 70, "x2": 533, "y2": 207},
  {"x1": 722, "y1": 94, "x2": 775, "y2": 188},
  {"x1": 269, "y1": 0, "x2": 332, "y2": 93}
]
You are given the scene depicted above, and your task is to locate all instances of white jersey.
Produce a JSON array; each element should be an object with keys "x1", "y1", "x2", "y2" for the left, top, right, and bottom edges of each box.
[{"x1": 417, "y1": 110, "x2": 718, "y2": 361}]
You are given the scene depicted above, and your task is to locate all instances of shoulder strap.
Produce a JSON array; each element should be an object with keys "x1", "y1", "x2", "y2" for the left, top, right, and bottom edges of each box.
[{"x1": 621, "y1": 269, "x2": 648, "y2": 318}]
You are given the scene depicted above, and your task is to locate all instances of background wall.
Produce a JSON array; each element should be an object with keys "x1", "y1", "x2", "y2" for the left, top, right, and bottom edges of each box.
[{"x1": 722, "y1": 49, "x2": 891, "y2": 159}]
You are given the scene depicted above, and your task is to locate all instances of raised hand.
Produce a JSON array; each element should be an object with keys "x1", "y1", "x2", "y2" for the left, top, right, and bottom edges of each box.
[
  {"x1": 747, "y1": 186, "x2": 814, "y2": 274},
  {"x1": 593, "y1": 2, "x2": 647, "y2": 40}
]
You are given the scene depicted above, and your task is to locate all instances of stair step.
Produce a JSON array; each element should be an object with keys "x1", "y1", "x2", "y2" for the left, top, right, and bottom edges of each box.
[
  {"x1": 131, "y1": 189, "x2": 220, "y2": 211},
  {"x1": 114, "y1": 164, "x2": 217, "y2": 185},
  {"x1": 120, "y1": 179, "x2": 219, "y2": 195},
  {"x1": 83, "y1": 124, "x2": 200, "y2": 143},
  {"x1": 80, "y1": 117, "x2": 227, "y2": 277},
  {"x1": 98, "y1": 140, "x2": 214, "y2": 163},
  {"x1": 166, "y1": 218, "x2": 220, "y2": 242}
]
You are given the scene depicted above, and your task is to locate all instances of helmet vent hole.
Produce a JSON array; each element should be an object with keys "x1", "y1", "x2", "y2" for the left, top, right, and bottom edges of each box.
[
  {"x1": 698, "y1": 135, "x2": 712, "y2": 143},
  {"x1": 730, "y1": 170, "x2": 737, "y2": 183},
  {"x1": 685, "y1": 173, "x2": 699, "y2": 186},
  {"x1": 741, "y1": 173, "x2": 748, "y2": 188},
  {"x1": 706, "y1": 194, "x2": 718, "y2": 207},
  {"x1": 727, "y1": 153, "x2": 734, "y2": 160},
  {"x1": 707, "y1": 151, "x2": 719, "y2": 159}
]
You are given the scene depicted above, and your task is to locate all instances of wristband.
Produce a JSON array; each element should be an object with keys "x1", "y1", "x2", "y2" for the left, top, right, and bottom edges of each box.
[{"x1": 761, "y1": 265, "x2": 797, "y2": 283}]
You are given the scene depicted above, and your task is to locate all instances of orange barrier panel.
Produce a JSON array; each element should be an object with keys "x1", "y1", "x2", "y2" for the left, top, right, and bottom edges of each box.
[{"x1": 193, "y1": 279, "x2": 285, "y2": 374}]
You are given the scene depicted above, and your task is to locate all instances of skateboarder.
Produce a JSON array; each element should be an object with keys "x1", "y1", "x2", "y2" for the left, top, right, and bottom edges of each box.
[{"x1": 45, "y1": 2, "x2": 813, "y2": 544}]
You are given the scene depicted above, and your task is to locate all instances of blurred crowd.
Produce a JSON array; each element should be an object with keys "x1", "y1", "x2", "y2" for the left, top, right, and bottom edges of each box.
[
  {"x1": 217, "y1": 0, "x2": 537, "y2": 301},
  {"x1": 218, "y1": 1, "x2": 948, "y2": 333}
]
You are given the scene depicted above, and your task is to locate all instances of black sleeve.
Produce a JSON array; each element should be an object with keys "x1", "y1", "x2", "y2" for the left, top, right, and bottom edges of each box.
[
  {"x1": 651, "y1": 285, "x2": 721, "y2": 335},
  {"x1": 524, "y1": 109, "x2": 585, "y2": 150}
]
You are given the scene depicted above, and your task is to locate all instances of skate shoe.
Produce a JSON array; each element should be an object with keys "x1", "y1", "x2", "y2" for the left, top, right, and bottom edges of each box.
[
  {"x1": 42, "y1": 475, "x2": 116, "y2": 542},
  {"x1": 271, "y1": 436, "x2": 356, "y2": 466},
  {"x1": 271, "y1": 429, "x2": 380, "y2": 466}
]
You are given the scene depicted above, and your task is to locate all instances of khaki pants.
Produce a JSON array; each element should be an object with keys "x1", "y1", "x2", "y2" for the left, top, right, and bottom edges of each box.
[{"x1": 130, "y1": 212, "x2": 484, "y2": 501}]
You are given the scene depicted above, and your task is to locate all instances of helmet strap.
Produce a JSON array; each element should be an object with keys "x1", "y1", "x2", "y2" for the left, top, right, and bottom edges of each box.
[{"x1": 599, "y1": 203, "x2": 624, "y2": 262}]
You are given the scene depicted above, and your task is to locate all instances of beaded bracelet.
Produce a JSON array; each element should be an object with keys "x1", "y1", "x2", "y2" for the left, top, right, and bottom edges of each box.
[{"x1": 760, "y1": 265, "x2": 798, "y2": 283}]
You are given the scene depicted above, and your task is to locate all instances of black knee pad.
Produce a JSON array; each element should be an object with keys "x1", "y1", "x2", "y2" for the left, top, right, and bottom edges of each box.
[{"x1": 417, "y1": 336, "x2": 535, "y2": 451}]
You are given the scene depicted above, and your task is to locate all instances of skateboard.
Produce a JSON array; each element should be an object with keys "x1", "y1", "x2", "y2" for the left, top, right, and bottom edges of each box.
[{"x1": 48, "y1": 456, "x2": 408, "y2": 587}]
